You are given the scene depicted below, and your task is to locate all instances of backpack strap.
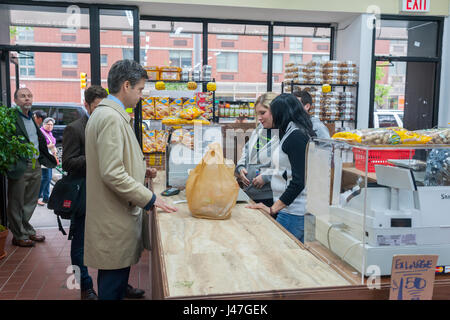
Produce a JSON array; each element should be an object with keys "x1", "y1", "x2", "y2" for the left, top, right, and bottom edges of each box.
[{"x1": 57, "y1": 215, "x2": 67, "y2": 236}]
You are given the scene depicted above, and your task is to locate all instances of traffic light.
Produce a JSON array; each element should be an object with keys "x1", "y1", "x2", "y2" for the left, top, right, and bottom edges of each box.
[{"x1": 80, "y1": 72, "x2": 87, "y2": 89}]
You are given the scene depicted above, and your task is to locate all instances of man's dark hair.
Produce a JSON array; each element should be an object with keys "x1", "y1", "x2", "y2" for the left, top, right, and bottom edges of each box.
[
  {"x1": 107, "y1": 59, "x2": 148, "y2": 94},
  {"x1": 293, "y1": 89, "x2": 313, "y2": 106},
  {"x1": 33, "y1": 109, "x2": 47, "y2": 120},
  {"x1": 84, "y1": 85, "x2": 108, "y2": 105}
]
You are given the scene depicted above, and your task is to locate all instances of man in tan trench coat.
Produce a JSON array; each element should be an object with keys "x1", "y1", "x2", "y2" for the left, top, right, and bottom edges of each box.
[{"x1": 84, "y1": 59, "x2": 177, "y2": 300}]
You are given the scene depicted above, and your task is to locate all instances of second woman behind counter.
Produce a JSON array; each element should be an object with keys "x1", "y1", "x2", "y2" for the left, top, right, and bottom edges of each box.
[
  {"x1": 235, "y1": 92, "x2": 279, "y2": 210},
  {"x1": 247, "y1": 93, "x2": 316, "y2": 242}
]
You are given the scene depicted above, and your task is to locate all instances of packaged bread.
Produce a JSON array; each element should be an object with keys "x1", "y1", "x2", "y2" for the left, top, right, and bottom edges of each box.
[
  {"x1": 338, "y1": 61, "x2": 357, "y2": 68},
  {"x1": 155, "y1": 97, "x2": 170, "y2": 119},
  {"x1": 169, "y1": 98, "x2": 183, "y2": 116},
  {"x1": 155, "y1": 130, "x2": 167, "y2": 152},
  {"x1": 142, "y1": 129, "x2": 157, "y2": 153},
  {"x1": 332, "y1": 127, "x2": 432, "y2": 145},
  {"x1": 322, "y1": 60, "x2": 339, "y2": 68},
  {"x1": 415, "y1": 128, "x2": 450, "y2": 145},
  {"x1": 142, "y1": 97, "x2": 155, "y2": 120},
  {"x1": 144, "y1": 66, "x2": 159, "y2": 81},
  {"x1": 160, "y1": 66, "x2": 181, "y2": 81}
]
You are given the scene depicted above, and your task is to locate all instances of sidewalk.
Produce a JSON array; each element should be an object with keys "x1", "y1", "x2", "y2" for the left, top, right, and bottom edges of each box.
[{"x1": 0, "y1": 172, "x2": 151, "y2": 300}]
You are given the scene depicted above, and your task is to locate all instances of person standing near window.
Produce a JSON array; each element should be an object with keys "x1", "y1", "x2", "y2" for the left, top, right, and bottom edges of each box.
[
  {"x1": 33, "y1": 110, "x2": 47, "y2": 128},
  {"x1": 246, "y1": 93, "x2": 316, "y2": 242},
  {"x1": 7, "y1": 88, "x2": 56, "y2": 247},
  {"x1": 293, "y1": 90, "x2": 330, "y2": 139},
  {"x1": 235, "y1": 92, "x2": 279, "y2": 210},
  {"x1": 84, "y1": 60, "x2": 177, "y2": 300},
  {"x1": 37, "y1": 118, "x2": 59, "y2": 206}
]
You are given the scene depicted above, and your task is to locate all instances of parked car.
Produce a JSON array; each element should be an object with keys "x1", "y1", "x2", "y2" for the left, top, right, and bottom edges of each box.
[
  {"x1": 31, "y1": 103, "x2": 87, "y2": 164},
  {"x1": 374, "y1": 110, "x2": 404, "y2": 128},
  {"x1": 31, "y1": 103, "x2": 87, "y2": 146}
]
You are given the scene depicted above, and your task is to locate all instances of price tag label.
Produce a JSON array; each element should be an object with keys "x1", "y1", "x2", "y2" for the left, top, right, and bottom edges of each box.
[{"x1": 389, "y1": 254, "x2": 438, "y2": 300}]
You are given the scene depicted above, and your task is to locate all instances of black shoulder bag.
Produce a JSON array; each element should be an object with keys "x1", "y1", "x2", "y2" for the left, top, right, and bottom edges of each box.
[{"x1": 48, "y1": 175, "x2": 86, "y2": 235}]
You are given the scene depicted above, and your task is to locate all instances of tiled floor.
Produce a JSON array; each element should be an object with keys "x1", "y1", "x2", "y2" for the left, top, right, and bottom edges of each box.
[{"x1": 0, "y1": 228, "x2": 151, "y2": 300}]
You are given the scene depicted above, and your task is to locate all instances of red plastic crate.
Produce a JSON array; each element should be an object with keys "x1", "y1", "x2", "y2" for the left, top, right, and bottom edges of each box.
[{"x1": 352, "y1": 147, "x2": 416, "y2": 172}]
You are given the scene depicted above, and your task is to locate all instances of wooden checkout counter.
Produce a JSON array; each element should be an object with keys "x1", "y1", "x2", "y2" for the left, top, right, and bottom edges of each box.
[{"x1": 146, "y1": 171, "x2": 450, "y2": 300}]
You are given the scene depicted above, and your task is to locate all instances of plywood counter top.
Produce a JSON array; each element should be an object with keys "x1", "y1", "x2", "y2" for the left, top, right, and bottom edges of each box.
[{"x1": 149, "y1": 173, "x2": 352, "y2": 299}]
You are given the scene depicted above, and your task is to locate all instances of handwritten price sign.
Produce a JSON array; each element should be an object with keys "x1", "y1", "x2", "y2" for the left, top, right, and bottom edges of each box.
[{"x1": 389, "y1": 255, "x2": 438, "y2": 300}]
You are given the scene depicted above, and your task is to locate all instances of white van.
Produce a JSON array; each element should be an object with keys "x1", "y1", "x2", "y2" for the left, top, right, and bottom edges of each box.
[{"x1": 374, "y1": 110, "x2": 404, "y2": 128}]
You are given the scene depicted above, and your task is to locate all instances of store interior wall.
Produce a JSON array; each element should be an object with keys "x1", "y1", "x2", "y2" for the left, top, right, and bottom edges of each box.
[
  {"x1": 439, "y1": 14, "x2": 450, "y2": 127},
  {"x1": 88, "y1": 0, "x2": 450, "y2": 18},
  {"x1": 335, "y1": 14, "x2": 373, "y2": 129}
]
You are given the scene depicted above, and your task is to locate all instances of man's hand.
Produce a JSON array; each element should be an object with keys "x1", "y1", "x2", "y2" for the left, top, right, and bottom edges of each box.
[
  {"x1": 146, "y1": 168, "x2": 157, "y2": 179},
  {"x1": 154, "y1": 197, "x2": 178, "y2": 213},
  {"x1": 246, "y1": 202, "x2": 270, "y2": 215},
  {"x1": 238, "y1": 168, "x2": 250, "y2": 187},
  {"x1": 252, "y1": 175, "x2": 265, "y2": 189}
]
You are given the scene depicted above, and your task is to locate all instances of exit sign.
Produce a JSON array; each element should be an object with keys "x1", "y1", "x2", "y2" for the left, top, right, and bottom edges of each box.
[{"x1": 402, "y1": 0, "x2": 430, "y2": 12}]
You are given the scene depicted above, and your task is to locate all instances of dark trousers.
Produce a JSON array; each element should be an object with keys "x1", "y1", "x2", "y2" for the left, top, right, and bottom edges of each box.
[
  {"x1": 70, "y1": 213, "x2": 93, "y2": 291},
  {"x1": 39, "y1": 167, "x2": 52, "y2": 201},
  {"x1": 7, "y1": 160, "x2": 41, "y2": 240},
  {"x1": 98, "y1": 267, "x2": 131, "y2": 300}
]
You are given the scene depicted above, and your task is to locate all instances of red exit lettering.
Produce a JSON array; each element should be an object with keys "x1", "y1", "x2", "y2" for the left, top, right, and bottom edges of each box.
[{"x1": 404, "y1": 0, "x2": 429, "y2": 12}]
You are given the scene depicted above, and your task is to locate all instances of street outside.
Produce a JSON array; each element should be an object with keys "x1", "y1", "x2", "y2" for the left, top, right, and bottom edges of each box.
[{"x1": 30, "y1": 171, "x2": 70, "y2": 231}]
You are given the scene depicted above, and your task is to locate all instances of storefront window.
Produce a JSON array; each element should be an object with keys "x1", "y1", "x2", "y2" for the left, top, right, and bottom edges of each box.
[
  {"x1": 375, "y1": 20, "x2": 439, "y2": 58},
  {"x1": 10, "y1": 51, "x2": 91, "y2": 104},
  {"x1": 371, "y1": 18, "x2": 441, "y2": 130},
  {"x1": 272, "y1": 25, "x2": 331, "y2": 92},
  {"x1": 100, "y1": 9, "x2": 138, "y2": 86},
  {"x1": 139, "y1": 20, "x2": 202, "y2": 69},
  {"x1": 208, "y1": 23, "x2": 268, "y2": 101},
  {"x1": 1, "y1": 4, "x2": 90, "y2": 48}
]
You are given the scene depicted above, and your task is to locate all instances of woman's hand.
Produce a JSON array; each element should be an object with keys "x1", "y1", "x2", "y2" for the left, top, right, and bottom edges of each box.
[
  {"x1": 246, "y1": 202, "x2": 270, "y2": 215},
  {"x1": 252, "y1": 175, "x2": 265, "y2": 189},
  {"x1": 238, "y1": 168, "x2": 250, "y2": 187}
]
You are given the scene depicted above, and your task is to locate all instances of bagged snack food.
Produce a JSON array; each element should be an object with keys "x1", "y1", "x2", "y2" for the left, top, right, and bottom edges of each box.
[
  {"x1": 142, "y1": 97, "x2": 155, "y2": 120},
  {"x1": 332, "y1": 127, "x2": 432, "y2": 145},
  {"x1": 144, "y1": 66, "x2": 159, "y2": 80},
  {"x1": 155, "y1": 130, "x2": 167, "y2": 152},
  {"x1": 415, "y1": 128, "x2": 450, "y2": 145},
  {"x1": 142, "y1": 129, "x2": 157, "y2": 153},
  {"x1": 160, "y1": 66, "x2": 181, "y2": 81},
  {"x1": 185, "y1": 142, "x2": 239, "y2": 220},
  {"x1": 155, "y1": 97, "x2": 170, "y2": 119},
  {"x1": 162, "y1": 116, "x2": 187, "y2": 126},
  {"x1": 180, "y1": 105, "x2": 203, "y2": 120},
  {"x1": 169, "y1": 98, "x2": 183, "y2": 116}
]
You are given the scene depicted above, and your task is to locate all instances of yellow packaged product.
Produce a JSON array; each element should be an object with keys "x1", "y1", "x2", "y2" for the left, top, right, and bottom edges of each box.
[
  {"x1": 192, "y1": 116, "x2": 210, "y2": 125},
  {"x1": 155, "y1": 97, "x2": 170, "y2": 119},
  {"x1": 169, "y1": 98, "x2": 183, "y2": 116},
  {"x1": 142, "y1": 129, "x2": 157, "y2": 153},
  {"x1": 161, "y1": 116, "x2": 187, "y2": 126},
  {"x1": 142, "y1": 97, "x2": 155, "y2": 120},
  {"x1": 180, "y1": 105, "x2": 203, "y2": 120},
  {"x1": 160, "y1": 66, "x2": 181, "y2": 81},
  {"x1": 144, "y1": 66, "x2": 159, "y2": 80},
  {"x1": 332, "y1": 127, "x2": 432, "y2": 145},
  {"x1": 155, "y1": 130, "x2": 167, "y2": 152},
  {"x1": 414, "y1": 128, "x2": 450, "y2": 145}
]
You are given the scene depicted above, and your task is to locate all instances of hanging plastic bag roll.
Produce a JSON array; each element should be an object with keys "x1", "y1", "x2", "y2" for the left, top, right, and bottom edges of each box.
[{"x1": 185, "y1": 142, "x2": 239, "y2": 220}]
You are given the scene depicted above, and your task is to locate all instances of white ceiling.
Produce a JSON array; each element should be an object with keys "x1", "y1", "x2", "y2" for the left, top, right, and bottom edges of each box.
[{"x1": 39, "y1": 0, "x2": 360, "y2": 24}]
